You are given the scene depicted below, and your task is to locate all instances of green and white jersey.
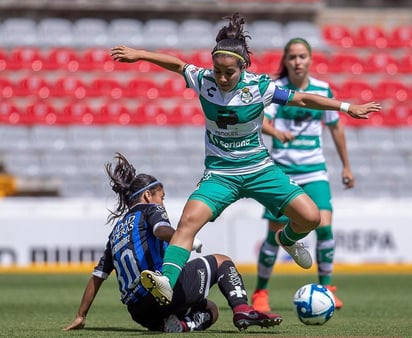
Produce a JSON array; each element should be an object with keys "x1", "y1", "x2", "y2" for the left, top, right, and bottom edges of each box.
[
  {"x1": 264, "y1": 76, "x2": 339, "y2": 185},
  {"x1": 183, "y1": 64, "x2": 292, "y2": 175}
]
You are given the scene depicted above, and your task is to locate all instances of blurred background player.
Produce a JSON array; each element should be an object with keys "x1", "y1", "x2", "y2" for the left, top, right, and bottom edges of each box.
[
  {"x1": 64, "y1": 153, "x2": 282, "y2": 333},
  {"x1": 252, "y1": 38, "x2": 352, "y2": 312}
]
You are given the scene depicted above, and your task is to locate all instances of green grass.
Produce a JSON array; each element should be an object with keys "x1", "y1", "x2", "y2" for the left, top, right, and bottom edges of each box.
[{"x1": 0, "y1": 273, "x2": 410, "y2": 337}]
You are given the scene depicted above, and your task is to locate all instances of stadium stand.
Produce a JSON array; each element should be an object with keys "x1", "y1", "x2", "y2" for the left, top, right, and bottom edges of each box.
[{"x1": 0, "y1": 1, "x2": 410, "y2": 198}]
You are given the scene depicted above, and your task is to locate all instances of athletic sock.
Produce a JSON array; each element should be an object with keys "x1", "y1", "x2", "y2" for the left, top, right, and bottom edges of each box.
[
  {"x1": 316, "y1": 225, "x2": 334, "y2": 285},
  {"x1": 217, "y1": 260, "x2": 249, "y2": 309},
  {"x1": 280, "y1": 221, "x2": 310, "y2": 246},
  {"x1": 162, "y1": 245, "x2": 190, "y2": 288},
  {"x1": 256, "y1": 231, "x2": 279, "y2": 290}
]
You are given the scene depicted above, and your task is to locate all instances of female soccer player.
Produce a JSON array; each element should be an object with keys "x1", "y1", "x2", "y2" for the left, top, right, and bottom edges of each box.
[
  {"x1": 252, "y1": 38, "x2": 351, "y2": 313},
  {"x1": 110, "y1": 13, "x2": 381, "y2": 306},
  {"x1": 64, "y1": 153, "x2": 281, "y2": 332}
]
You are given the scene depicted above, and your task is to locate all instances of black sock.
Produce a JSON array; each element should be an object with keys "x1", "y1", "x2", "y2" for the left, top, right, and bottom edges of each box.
[{"x1": 217, "y1": 260, "x2": 248, "y2": 309}]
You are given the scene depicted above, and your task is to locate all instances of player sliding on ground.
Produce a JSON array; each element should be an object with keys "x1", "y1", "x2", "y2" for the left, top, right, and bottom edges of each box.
[{"x1": 111, "y1": 12, "x2": 381, "y2": 314}]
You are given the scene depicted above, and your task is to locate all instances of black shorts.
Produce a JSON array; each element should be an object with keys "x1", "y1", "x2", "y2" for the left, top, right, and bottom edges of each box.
[{"x1": 127, "y1": 255, "x2": 218, "y2": 330}]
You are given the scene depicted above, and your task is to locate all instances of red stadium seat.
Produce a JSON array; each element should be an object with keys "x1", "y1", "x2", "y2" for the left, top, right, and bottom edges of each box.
[
  {"x1": 7, "y1": 47, "x2": 44, "y2": 71},
  {"x1": 186, "y1": 49, "x2": 213, "y2": 68},
  {"x1": 387, "y1": 104, "x2": 412, "y2": 126},
  {"x1": 0, "y1": 78, "x2": 14, "y2": 99},
  {"x1": 135, "y1": 101, "x2": 169, "y2": 125},
  {"x1": 87, "y1": 78, "x2": 123, "y2": 99},
  {"x1": 26, "y1": 101, "x2": 65, "y2": 125},
  {"x1": 161, "y1": 77, "x2": 196, "y2": 99},
  {"x1": 62, "y1": 101, "x2": 99, "y2": 125},
  {"x1": 81, "y1": 47, "x2": 116, "y2": 72},
  {"x1": 397, "y1": 54, "x2": 412, "y2": 73},
  {"x1": 353, "y1": 25, "x2": 388, "y2": 48},
  {"x1": 13, "y1": 75, "x2": 51, "y2": 99},
  {"x1": 322, "y1": 24, "x2": 353, "y2": 48},
  {"x1": 43, "y1": 47, "x2": 80, "y2": 72},
  {"x1": 256, "y1": 50, "x2": 283, "y2": 74},
  {"x1": 0, "y1": 101, "x2": 26, "y2": 124},
  {"x1": 51, "y1": 76, "x2": 87, "y2": 99},
  {"x1": 0, "y1": 48, "x2": 8, "y2": 71},
  {"x1": 387, "y1": 26, "x2": 412, "y2": 48},
  {"x1": 328, "y1": 52, "x2": 364, "y2": 74},
  {"x1": 339, "y1": 80, "x2": 373, "y2": 102},
  {"x1": 311, "y1": 52, "x2": 330, "y2": 74},
  {"x1": 98, "y1": 101, "x2": 131, "y2": 125},
  {"x1": 122, "y1": 78, "x2": 159, "y2": 99},
  {"x1": 373, "y1": 80, "x2": 409, "y2": 102},
  {"x1": 170, "y1": 100, "x2": 205, "y2": 125},
  {"x1": 363, "y1": 53, "x2": 398, "y2": 75}
]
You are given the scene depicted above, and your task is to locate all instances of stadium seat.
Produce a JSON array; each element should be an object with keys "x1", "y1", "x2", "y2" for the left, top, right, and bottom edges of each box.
[
  {"x1": 141, "y1": 19, "x2": 179, "y2": 49},
  {"x1": 13, "y1": 75, "x2": 51, "y2": 99},
  {"x1": 363, "y1": 52, "x2": 398, "y2": 75},
  {"x1": 186, "y1": 49, "x2": 213, "y2": 68},
  {"x1": 397, "y1": 54, "x2": 412, "y2": 73},
  {"x1": 373, "y1": 80, "x2": 409, "y2": 102},
  {"x1": 339, "y1": 79, "x2": 373, "y2": 102},
  {"x1": 81, "y1": 47, "x2": 115, "y2": 72},
  {"x1": 135, "y1": 101, "x2": 169, "y2": 125},
  {"x1": 26, "y1": 100, "x2": 65, "y2": 125},
  {"x1": 0, "y1": 17, "x2": 38, "y2": 47},
  {"x1": 178, "y1": 19, "x2": 214, "y2": 50},
  {"x1": 161, "y1": 77, "x2": 191, "y2": 98},
  {"x1": 97, "y1": 101, "x2": 131, "y2": 125},
  {"x1": 247, "y1": 20, "x2": 285, "y2": 50},
  {"x1": 37, "y1": 17, "x2": 73, "y2": 47},
  {"x1": 327, "y1": 52, "x2": 364, "y2": 74},
  {"x1": 71, "y1": 18, "x2": 108, "y2": 47},
  {"x1": 387, "y1": 25, "x2": 412, "y2": 48},
  {"x1": 353, "y1": 25, "x2": 388, "y2": 48},
  {"x1": 62, "y1": 101, "x2": 97, "y2": 125},
  {"x1": 106, "y1": 18, "x2": 143, "y2": 46},
  {"x1": 42, "y1": 47, "x2": 80, "y2": 72},
  {"x1": 311, "y1": 52, "x2": 330, "y2": 74},
  {"x1": 122, "y1": 78, "x2": 159, "y2": 99},
  {"x1": 284, "y1": 21, "x2": 327, "y2": 50},
  {"x1": 7, "y1": 47, "x2": 44, "y2": 71},
  {"x1": 256, "y1": 50, "x2": 283, "y2": 74},
  {"x1": 51, "y1": 76, "x2": 87, "y2": 99},
  {"x1": 87, "y1": 78, "x2": 123, "y2": 99},
  {"x1": 170, "y1": 100, "x2": 205, "y2": 125},
  {"x1": 0, "y1": 78, "x2": 14, "y2": 99},
  {"x1": 322, "y1": 24, "x2": 353, "y2": 48},
  {"x1": 0, "y1": 100, "x2": 24, "y2": 124}
]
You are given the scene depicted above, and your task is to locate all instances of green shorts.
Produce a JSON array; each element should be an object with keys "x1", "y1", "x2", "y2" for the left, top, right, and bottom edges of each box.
[
  {"x1": 263, "y1": 179, "x2": 332, "y2": 222},
  {"x1": 188, "y1": 164, "x2": 304, "y2": 221}
]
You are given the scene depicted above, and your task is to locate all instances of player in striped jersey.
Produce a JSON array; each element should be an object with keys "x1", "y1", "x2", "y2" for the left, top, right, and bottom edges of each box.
[
  {"x1": 111, "y1": 13, "x2": 381, "y2": 309},
  {"x1": 252, "y1": 38, "x2": 350, "y2": 312},
  {"x1": 64, "y1": 153, "x2": 282, "y2": 332}
]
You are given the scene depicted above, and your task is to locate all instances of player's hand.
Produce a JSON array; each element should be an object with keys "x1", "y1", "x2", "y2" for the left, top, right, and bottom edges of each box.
[
  {"x1": 274, "y1": 130, "x2": 295, "y2": 143},
  {"x1": 192, "y1": 237, "x2": 203, "y2": 253},
  {"x1": 342, "y1": 169, "x2": 354, "y2": 189},
  {"x1": 347, "y1": 102, "x2": 381, "y2": 120},
  {"x1": 63, "y1": 315, "x2": 86, "y2": 331},
  {"x1": 110, "y1": 45, "x2": 141, "y2": 63}
]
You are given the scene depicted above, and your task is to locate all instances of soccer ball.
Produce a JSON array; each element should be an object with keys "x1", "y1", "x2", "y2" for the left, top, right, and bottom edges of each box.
[{"x1": 293, "y1": 283, "x2": 335, "y2": 325}]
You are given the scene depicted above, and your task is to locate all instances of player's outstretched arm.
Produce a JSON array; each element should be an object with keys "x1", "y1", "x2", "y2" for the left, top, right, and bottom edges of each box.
[
  {"x1": 110, "y1": 45, "x2": 186, "y2": 74},
  {"x1": 289, "y1": 92, "x2": 381, "y2": 119},
  {"x1": 63, "y1": 275, "x2": 105, "y2": 331}
]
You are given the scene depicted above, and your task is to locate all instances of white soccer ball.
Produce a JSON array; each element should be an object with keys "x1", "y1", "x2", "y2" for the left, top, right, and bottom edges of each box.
[{"x1": 293, "y1": 283, "x2": 335, "y2": 325}]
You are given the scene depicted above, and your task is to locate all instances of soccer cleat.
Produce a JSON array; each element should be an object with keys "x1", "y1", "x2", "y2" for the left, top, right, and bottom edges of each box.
[
  {"x1": 252, "y1": 289, "x2": 271, "y2": 312},
  {"x1": 163, "y1": 314, "x2": 187, "y2": 333},
  {"x1": 275, "y1": 230, "x2": 312, "y2": 269},
  {"x1": 140, "y1": 270, "x2": 173, "y2": 306},
  {"x1": 326, "y1": 285, "x2": 343, "y2": 309},
  {"x1": 233, "y1": 309, "x2": 282, "y2": 331}
]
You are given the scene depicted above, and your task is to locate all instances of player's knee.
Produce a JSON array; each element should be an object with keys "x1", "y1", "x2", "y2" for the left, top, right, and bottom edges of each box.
[{"x1": 213, "y1": 253, "x2": 232, "y2": 267}]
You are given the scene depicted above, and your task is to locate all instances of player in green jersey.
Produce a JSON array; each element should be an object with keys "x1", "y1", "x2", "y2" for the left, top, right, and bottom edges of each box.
[
  {"x1": 252, "y1": 38, "x2": 351, "y2": 313},
  {"x1": 110, "y1": 13, "x2": 381, "y2": 314}
]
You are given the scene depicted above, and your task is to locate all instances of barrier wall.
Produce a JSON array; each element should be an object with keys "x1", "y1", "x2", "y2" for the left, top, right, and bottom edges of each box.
[{"x1": 1, "y1": 197, "x2": 411, "y2": 270}]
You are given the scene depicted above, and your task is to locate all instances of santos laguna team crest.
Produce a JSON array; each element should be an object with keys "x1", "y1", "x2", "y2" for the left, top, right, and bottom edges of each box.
[{"x1": 240, "y1": 88, "x2": 253, "y2": 103}]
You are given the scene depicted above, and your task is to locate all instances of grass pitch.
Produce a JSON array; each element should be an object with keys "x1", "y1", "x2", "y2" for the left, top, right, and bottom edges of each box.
[{"x1": 0, "y1": 273, "x2": 410, "y2": 337}]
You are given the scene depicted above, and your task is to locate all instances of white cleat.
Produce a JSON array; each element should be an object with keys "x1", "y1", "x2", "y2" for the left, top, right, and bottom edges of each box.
[
  {"x1": 140, "y1": 270, "x2": 173, "y2": 305},
  {"x1": 275, "y1": 230, "x2": 312, "y2": 269}
]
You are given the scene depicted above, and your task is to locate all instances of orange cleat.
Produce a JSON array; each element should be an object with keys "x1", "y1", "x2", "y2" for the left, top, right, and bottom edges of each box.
[
  {"x1": 252, "y1": 289, "x2": 271, "y2": 312},
  {"x1": 326, "y1": 285, "x2": 343, "y2": 309}
]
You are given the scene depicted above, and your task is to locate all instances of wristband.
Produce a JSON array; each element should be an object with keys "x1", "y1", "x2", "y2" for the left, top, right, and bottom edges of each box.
[{"x1": 340, "y1": 102, "x2": 350, "y2": 113}]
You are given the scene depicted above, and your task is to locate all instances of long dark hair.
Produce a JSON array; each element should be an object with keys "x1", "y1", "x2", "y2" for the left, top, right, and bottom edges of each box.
[
  {"x1": 212, "y1": 12, "x2": 252, "y2": 68},
  {"x1": 105, "y1": 152, "x2": 162, "y2": 224},
  {"x1": 276, "y1": 37, "x2": 312, "y2": 79}
]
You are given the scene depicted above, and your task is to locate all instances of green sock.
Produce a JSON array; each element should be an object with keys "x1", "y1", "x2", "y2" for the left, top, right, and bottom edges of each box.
[
  {"x1": 256, "y1": 231, "x2": 279, "y2": 290},
  {"x1": 162, "y1": 245, "x2": 190, "y2": 288},
  {"x1": 316, "y1": 225, "x2": 334, "y2": 285},
  {"x1": 280, "y1": 222, "x2": 310, "y2": 246}
]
